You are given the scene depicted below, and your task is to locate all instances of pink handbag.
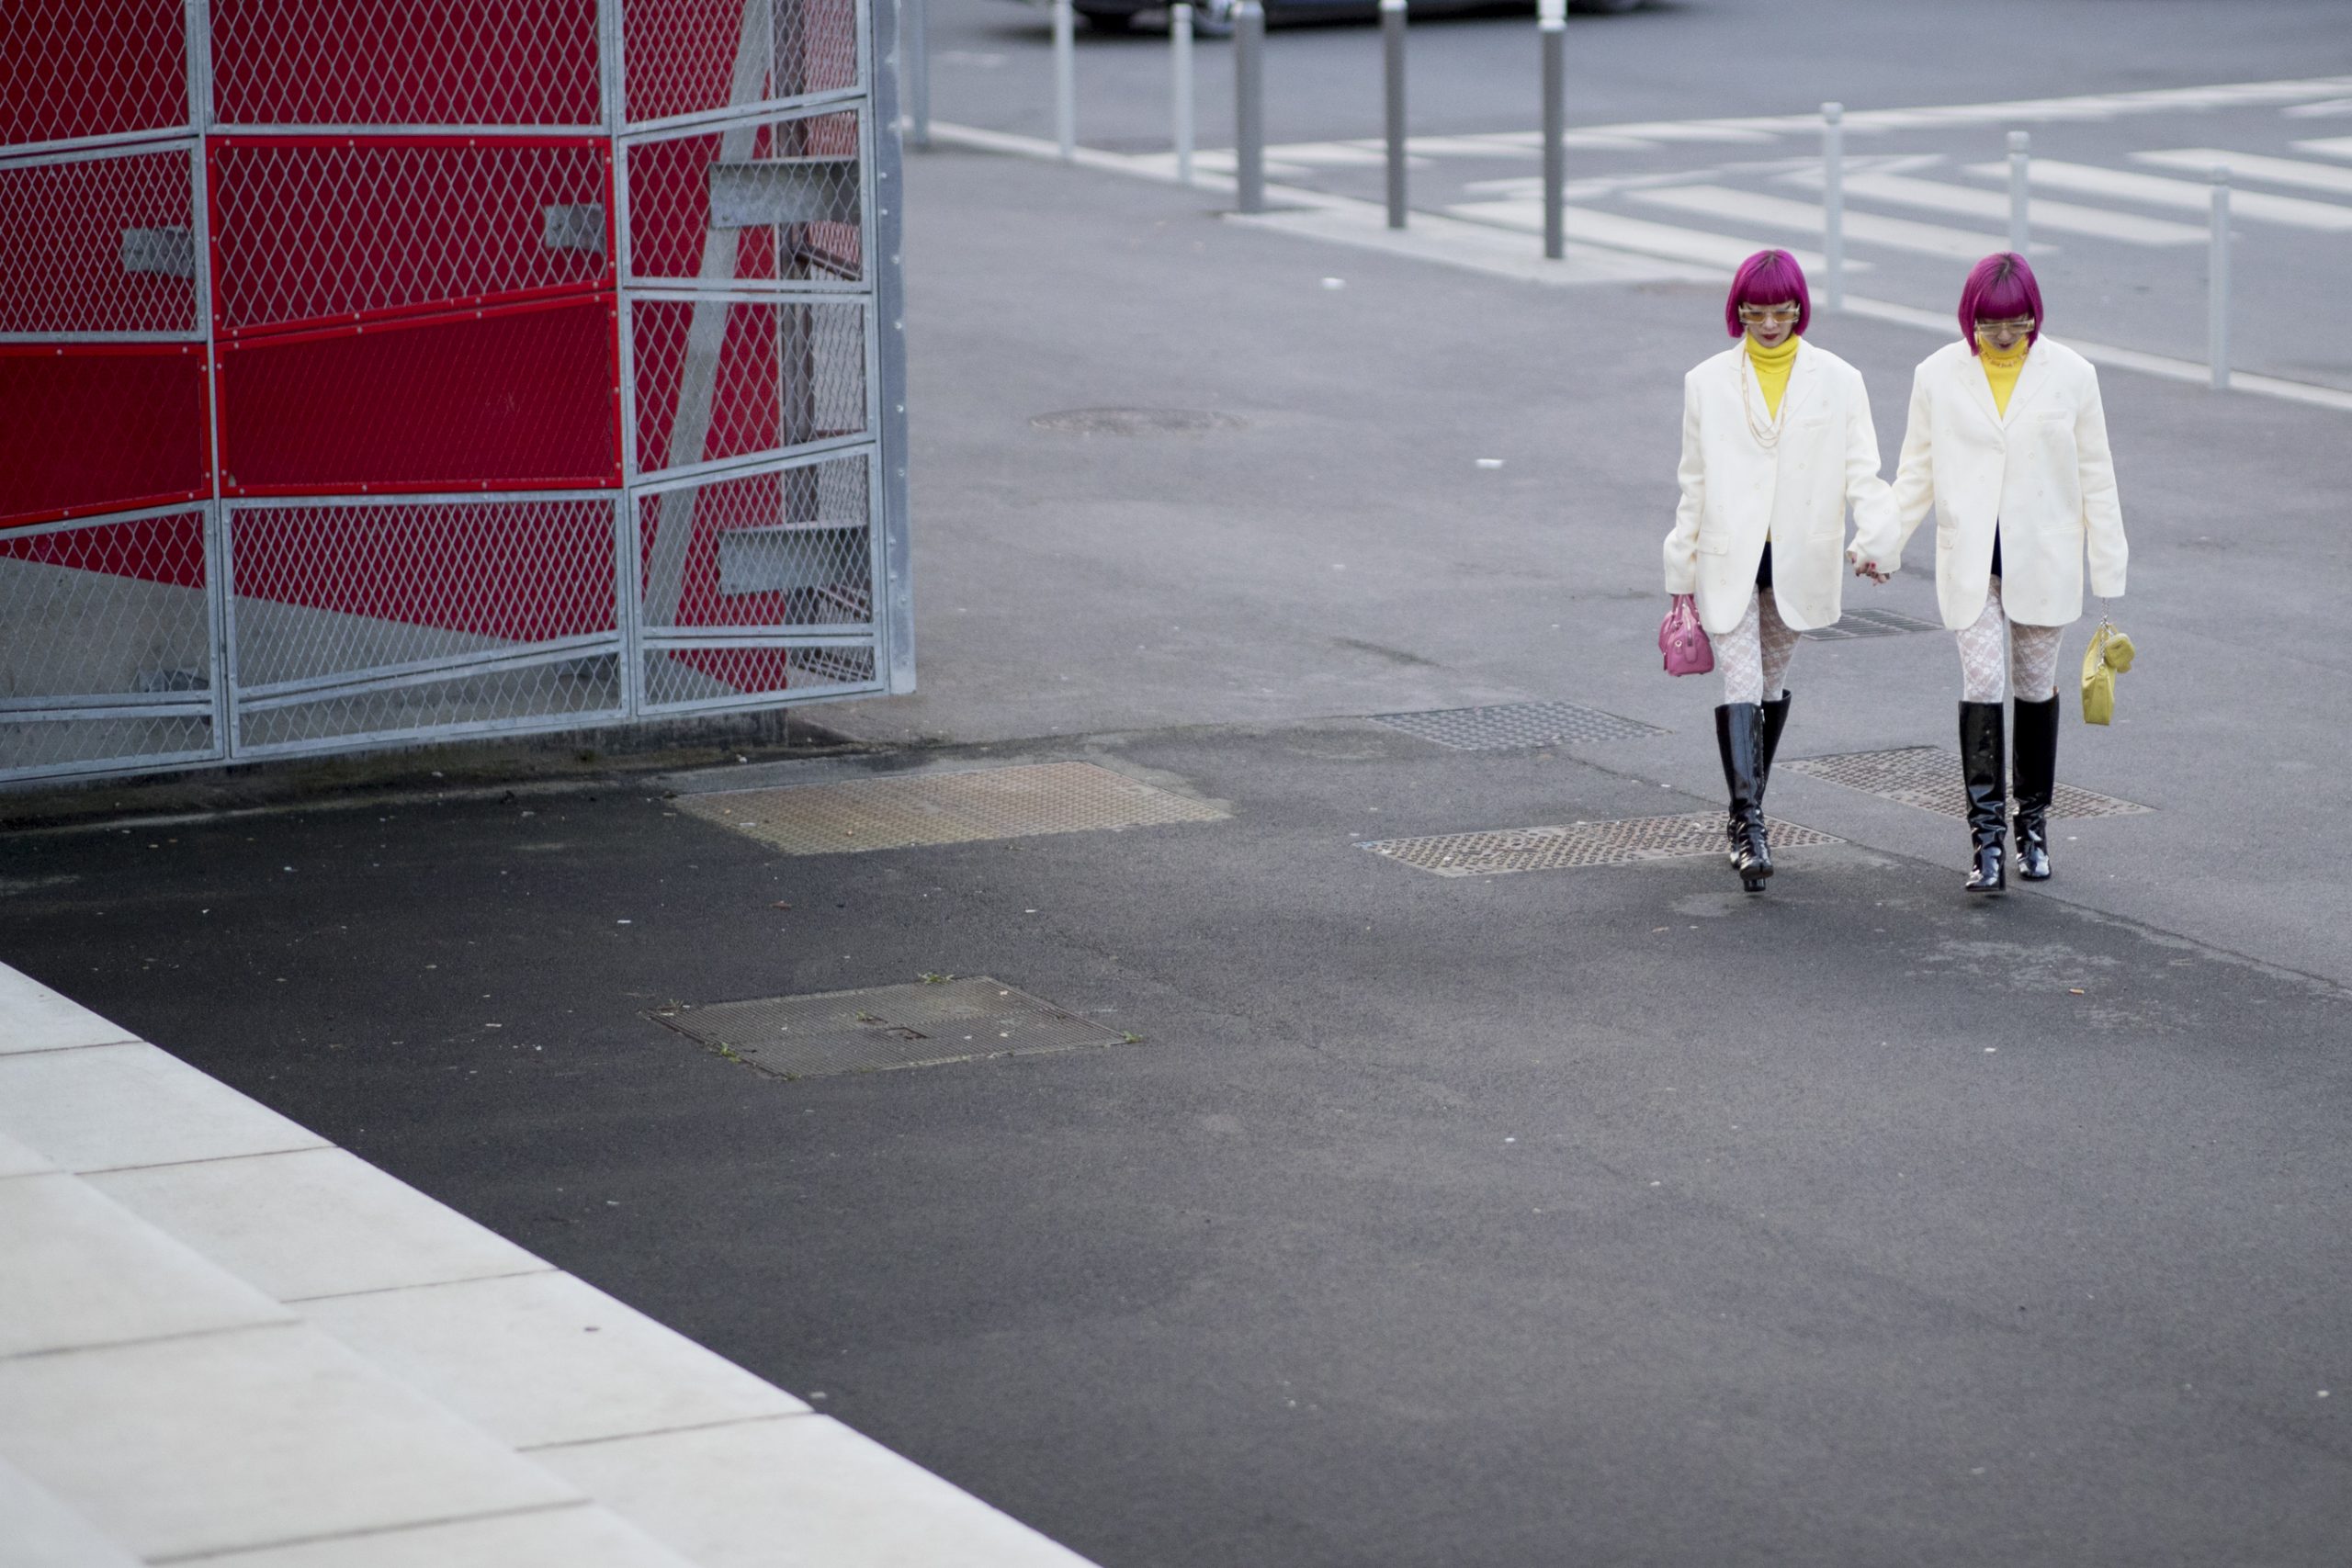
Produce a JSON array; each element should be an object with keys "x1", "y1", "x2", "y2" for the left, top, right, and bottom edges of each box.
[{"x1": 1659, "y1": 594, "x2": 1713, "y2": 676}]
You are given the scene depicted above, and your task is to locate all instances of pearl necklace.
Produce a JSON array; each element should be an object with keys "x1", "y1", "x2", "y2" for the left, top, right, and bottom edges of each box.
[{"x1": 1741, "y1": 355, "x2": 1783, "y2": 450}]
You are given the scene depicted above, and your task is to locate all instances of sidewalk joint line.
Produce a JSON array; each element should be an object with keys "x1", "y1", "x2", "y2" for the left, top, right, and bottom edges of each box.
[
  {"x1": 284, "y1": 1264, "x2": 560, "y2": 1305},
  {"x1": 0, "y1": 1315, "x2": 301, "y2": 1366},
  {"x1": 0, "y1": 1034, "x2": 145, "y2": 1056},
  {"x1": 69, "y1": 1139, "x2": 335, "y2": 1178},
  {"x1": 519, "y1": 1407, "x2": 819, "y2": 1453},
  {"x1": 149, "y1": 1500, "x2": 595, "y2": 1564}
]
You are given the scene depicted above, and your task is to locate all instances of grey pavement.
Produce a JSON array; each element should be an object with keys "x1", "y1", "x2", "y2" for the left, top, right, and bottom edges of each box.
[{"x1": 7, "y1": 50, "x2": 2352, "y2": 1568}]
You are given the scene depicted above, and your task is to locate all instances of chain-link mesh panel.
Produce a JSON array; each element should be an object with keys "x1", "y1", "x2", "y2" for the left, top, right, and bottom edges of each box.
[
  {"x1": 209, "y1": 0, "x2": 601, "y2": 128},
  {"x1": 0, "y1": 345, "x2": 213, "y2": 527},
  {"x1": 218, "y1": 299, "x2": 621, "y2": 494},
  {"x1": 632, "y1": 297, "x2": 865, "y2": 473},
  {"x1": 640, "y1": 642, "x2": 875, "y2": 709},
  {"x1": 227, "y1": 498, "x2": 619, "y2": 689},
  {"x1": 1, "y1": 2, "x2": 188, "y2": 151},
  {"x1": 625, "y1": 110, "x2": 863, "y2": 286},
  {"x1": 637, "y1": 455, "x2": 871, "y2": 631},
  {"x1": 0, "y1": 148, "x2": 198, "y2": 338},
  {"x1": 0, "y1": 510, "x2": 218, "y2": 782},
  {"x1": 623, "y1": 0, "x2": 861, "y2": 125},
  {"x1": 235, "y1": 660, "x2": 620, "y2": 751},
  {"x1": 209, "y1": 139, "x2": 612, "y2": 336}
]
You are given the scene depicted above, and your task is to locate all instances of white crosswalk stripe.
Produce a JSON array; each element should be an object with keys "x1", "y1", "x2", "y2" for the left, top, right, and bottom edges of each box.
[
  {"x1": 1442, "y1": 200, "x2": 1846, "y2": 274},
  {"x1": 1629, "y1": 185, "x2": 2026, "y2": 261},
  {"x1": 2133, "y1": 147, "x2": 2352, "y2": 196},
  {"x1": 1780, "y1": 167, "x2": 2208, "y2": 245},
  {"x1": 2292, "y1": 137, "x2": 2352, "y2": 161},
  {"x1": 1963, "y1": 158, "x2": 2352, "y2": 230}
]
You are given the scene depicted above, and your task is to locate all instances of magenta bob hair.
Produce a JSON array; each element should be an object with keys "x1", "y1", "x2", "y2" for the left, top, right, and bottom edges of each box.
[
  {"x1": 1724, "y1": 249, "x2": 1810, "y2": 339},
  {"x1": 1958, "y1": 252, "x2": 2043, "y2": 355}
]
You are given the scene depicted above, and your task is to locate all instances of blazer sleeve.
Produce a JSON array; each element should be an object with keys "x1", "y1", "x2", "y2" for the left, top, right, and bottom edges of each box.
[
  {"x1": 1855, "y1": 361, "x2": 1934, "y2": 573},
  {"x1": 1842, "y1": 367, "x2": 1895, "y2": 548},
  {"x1": 1663, "y1": 371, "x2": 1703, "y2": 595},
  {"x1": 2075, "y1": 365, "x2": 2127, "y2": 599}
]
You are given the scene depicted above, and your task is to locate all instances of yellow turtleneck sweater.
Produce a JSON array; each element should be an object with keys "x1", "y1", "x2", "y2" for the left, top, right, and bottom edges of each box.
[
  {"x1": 1745, "y1": 332, "x2": 1799, "y2": 418},
  {"x1": 1978, "y1": 336, "x2": 2030, "y2": 417}
]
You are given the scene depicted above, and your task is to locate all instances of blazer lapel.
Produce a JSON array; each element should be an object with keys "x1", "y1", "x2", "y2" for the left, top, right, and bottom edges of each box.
[
  {"x1": 1955, "y1": 347, "x2": 2002, "y2": 431},
  {"x1": 1778, "y1": 340, "x2": 1821, "y2": 423},
  {"x1": 2000, "y1": 341, "x2": 2052, "y2": 425}
]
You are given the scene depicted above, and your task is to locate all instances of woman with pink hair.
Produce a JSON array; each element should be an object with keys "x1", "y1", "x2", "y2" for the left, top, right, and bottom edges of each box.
[
  {"x1": 1850, "y1": 253, "x2": 2128, "y2": 892},
  {"x1": 1665, "y1": 248, "x2": 1894, "y2": 891}
]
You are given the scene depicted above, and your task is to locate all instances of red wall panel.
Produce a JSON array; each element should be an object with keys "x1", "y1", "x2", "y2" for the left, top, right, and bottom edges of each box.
[{"x1": 0, "y1": 346, "x2": 211, "y2": 527}]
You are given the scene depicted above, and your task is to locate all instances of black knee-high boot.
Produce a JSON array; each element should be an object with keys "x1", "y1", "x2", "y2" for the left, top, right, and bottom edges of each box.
[
  {"x1": 1759, "y1": 690, "x2": 1792, "y2": 801},
  {"x1": 1959, "y1": 701, "x2": 2007, "y2": 893},
  {"x1": 2011, "y1": 694, "x2": 2060, "y2": 881},
  {"x1": 1715, "y1": 703, "x2": 1772, "y2": 891}
]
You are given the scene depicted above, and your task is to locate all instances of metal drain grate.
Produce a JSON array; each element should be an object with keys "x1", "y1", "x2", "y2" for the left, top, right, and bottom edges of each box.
[
  {"x1": 1802, "y1": 607, "x2": 1945, "y2": 641},
  {"x1": 649, "y1": 977, "x2": 1131, "y2": 1077},
  {"x1": 1369, "y1": 701, "x2": 1666, "y2": 751},
  {"x1": 676, "y1": 761, "x2": 1228, "y2": 854},
  {"x1": 1362, "y1": 811, "x2": 1839, "y2": 877},
  {"x1": 1782, "y1": 747, "x2": 2153, "y2": 819}
]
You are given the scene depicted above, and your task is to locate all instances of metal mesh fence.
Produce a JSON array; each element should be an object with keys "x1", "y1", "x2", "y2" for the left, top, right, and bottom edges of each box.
[
  {"x1": 0, "y1": 145, "x2": 200, "y2": 339},
  {"x1": 0, "y1": 0, "x2": 899, "y2": 786}
]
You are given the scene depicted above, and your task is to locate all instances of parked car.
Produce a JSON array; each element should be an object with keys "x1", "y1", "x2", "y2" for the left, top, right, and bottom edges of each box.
[{"x1": 1062, "y1": 0, "x2": 1641, "y2": 34}]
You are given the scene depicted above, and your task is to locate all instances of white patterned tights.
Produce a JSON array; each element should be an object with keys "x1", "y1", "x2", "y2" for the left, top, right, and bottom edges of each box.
[
  {"x1": 1717, "y1": 589, "x2": 1802, "y2": 706},
  {"x1": 1956, "y1": 578, "x2": 2064, "y2": 703}
]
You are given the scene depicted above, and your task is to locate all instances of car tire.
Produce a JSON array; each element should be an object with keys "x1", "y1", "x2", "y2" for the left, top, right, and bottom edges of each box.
[{"x1": 1079, "y1": 7, "x2": 1136, "y2": 28}]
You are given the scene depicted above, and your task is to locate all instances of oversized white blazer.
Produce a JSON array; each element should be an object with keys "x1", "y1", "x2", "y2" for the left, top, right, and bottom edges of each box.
[
  {"x1": 1664, "y1": 339, "x2": 1894, "y2": 637},
  {"x1": 1854, "y1": 335, "x2": 2126, "y2": 629}
]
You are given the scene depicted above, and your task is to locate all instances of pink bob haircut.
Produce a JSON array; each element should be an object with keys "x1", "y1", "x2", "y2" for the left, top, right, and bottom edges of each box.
[
  {"x1": 1958, "y1": 252, "x2": 2043, "y2": 355},
  {"x1": 1724, "y1": 249, "x2": 1810, "y2": 339}
]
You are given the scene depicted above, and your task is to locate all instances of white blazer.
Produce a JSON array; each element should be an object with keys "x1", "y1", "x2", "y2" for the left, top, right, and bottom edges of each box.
[
  {"x1": 1664, "y1": 339, "x2": 1894, "y2": 637},
  {"x1": 1854, "y1": 335, "x2": 2126, "y2": 629}
]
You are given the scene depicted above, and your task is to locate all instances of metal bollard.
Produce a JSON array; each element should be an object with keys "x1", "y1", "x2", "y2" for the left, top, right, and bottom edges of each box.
[
  {"x1": 2210, "y1": 164, "x2": 2231, "y2": 389},
  {"x1": 908, "y1": 0, "x2": 931, "y2": 149},
  {"x1": 2007, "y1": 130, "x2": 2030, "y2": 254},
  {"x1": 1821, "y1": 102, "x2": 1843, "y2": 310},
  {"x1": 1054, "y1": 0, "x2": 1076, "y2": 161},
  {"x1": 1382, "y1": 0, "x2": 1408, "y2": 229},
  {"x1": 1235, "y1": 0, "x2": 1265, "y2": 213},
  {"x1": 1539, "y1": 0, "x2": 1565, "y2": 260},
  {"x1": 1172, "y1": 2, "x2": 1194, "y2": 185}
]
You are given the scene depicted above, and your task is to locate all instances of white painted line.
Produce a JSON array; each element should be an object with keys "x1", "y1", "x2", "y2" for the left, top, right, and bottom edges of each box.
[
  {"x1": 1444, "y1": 199, "x2": 1846, "y2": 274},
  {"x1": 2133, "y1": 147, "x2": 2352, "y2": 196},
  {"x1": 1630, "y1": 184, "x2": 2024, "y2": 261},
  {"x1": 1429, "y1": 129, "x2": 1659, "y2": 152},
  {"x1": 2292, "y1": 136, "x2": 2352, "y2": 161},
  {"x1": 1233, "y1": 198, "x2": 1718, "y2": 286},
  {"x1": 0, "y1": 964, "x2": 140, "y2": 1055},
  {"x1": 1962, "y1": 158, "x2": 2352, "y2": 230},
  {"x1": 1783, "y1": 167, "x2": 2206, "y2": 245},
  {"x1": 1583, "y1": 120, "x2": 1781, "y2": 144}
]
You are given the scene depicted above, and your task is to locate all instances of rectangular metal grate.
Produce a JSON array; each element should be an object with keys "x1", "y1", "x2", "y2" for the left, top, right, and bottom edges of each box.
[
  {"x1": 648, "y1": 976, "x2": 1131, "y2": 1078},
  {"x1": 1801, "y1": 607, "x2": 1945, "y2": 641},
  {"x1": 676, "y1": 761, "x2": 1228, "y2": 854},
  {"x1": 1362, "y1": 811, "x2": 1839, "y2": 877},
  {"x1": 1368, "y1": 701, "x2": 1666, "y2": 751},
  {"x1": 1781, "y1": 746, "x2": 2153, "y2": 819}
]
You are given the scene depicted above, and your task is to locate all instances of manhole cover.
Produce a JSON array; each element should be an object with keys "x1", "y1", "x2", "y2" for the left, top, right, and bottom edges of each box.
[
  {"x1": 648, "y1": 977, "x2": 1131, "y2": 1077},
  {"x1": 1802, "y1": 607, "x2": 1944, "y2": 641},
  {"x1": 1362, "y1": 811, "x2": 1838, "y2": 876},
  {"x1": 1781, "y1": 747, "x2": 2152, "y2": 819},
  {"x1": 1030, "y1": 407, "x2": 1248, "y2": 435},
  {"x1": 1369, "y1": 701, "x2": 1666, "y2": 751},
  {"x1": 675, "y1": 761, "x2": 1227, "y2": 854}
]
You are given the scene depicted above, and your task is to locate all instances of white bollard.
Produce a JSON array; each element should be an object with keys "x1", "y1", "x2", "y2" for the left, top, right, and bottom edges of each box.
[
  {"x1": 1171, "y1": 2, "x2": 1194, "y2": 185},
  {"x1": 1054, "y1": 0, "x2": 1076, "y2": 161},
  {"x1": 1822, "y1": 103, "x2": 1843, "y2": 310},
  {"x1": 2210, "y1": 164, "x2": 2232, "y2": 389},
  {"x1": 2007, "y1": 130, "x2": 2030, "y2": 254}
]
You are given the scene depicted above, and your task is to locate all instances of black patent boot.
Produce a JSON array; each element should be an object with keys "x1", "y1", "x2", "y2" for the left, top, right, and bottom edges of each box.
[
  {"x1": 1758, "y1": 690, "x2": 1792, "y2": 802},
  {"x1": 1715, "y1": 703, "x2": 1772, "y2": 891},
  {"x1": 1959, "y1": 700, "x2": 2007, "y2": 893},
  {"x1": 2011, "y1": 694, "x2": 2060, "y2": 882}
]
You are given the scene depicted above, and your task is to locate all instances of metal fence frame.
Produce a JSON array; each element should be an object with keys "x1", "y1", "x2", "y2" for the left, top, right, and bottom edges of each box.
[{"x1": 0, "y1": 0, "x2": 912, "y2": 788}]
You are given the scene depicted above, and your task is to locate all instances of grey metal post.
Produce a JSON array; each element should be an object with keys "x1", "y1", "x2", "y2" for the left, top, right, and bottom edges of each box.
[
  {"x1": 1053, "y1": 0, "x2": 1076, "y2": 160},
  {"x1": 1235, "y1": 0, "x2": 1265, "y2": 213},
  {"x1": 1539, "y1": 0, "x2": 1564, "y2": 260},
  {"x1": 907, "y1": 0, "x2": 930, "y2": 148},
  {"x1": 2007, "y1": 130, "x2": 2030, "y2": 254},
  {"x1": 1821, "y1": 102, "x2": 1844, "y2": 311},
  {"x1": 1172, "y1": 2, "x2": 1194, "y2": 185},
  {"x1": 1382, "y1": 0, "x2": 1407, "y2": 229},
  {"x1": 2210, "y1": 164, "x2": 2232, "y2": 390}
]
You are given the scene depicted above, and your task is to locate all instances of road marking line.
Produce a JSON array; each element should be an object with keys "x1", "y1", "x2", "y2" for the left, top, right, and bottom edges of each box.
[
  {"x1": 1630, "y1": 185, "x2": 2026, "y2": 260},
  {"x1": 1963, "y1": 158, "x2": 2352, "y2": 230},
  {"x1": 1444, "y1": 198, "x2": 1844, "y2": 273},
  {"x1": 1781, "y1": 167, "x2": 2207, "y2": 245},
  {"x1": 2134, "y1": 147, "x2": 2352, "y2": 196},
  {"x1": 1231, "y1": 200, "x2": 1718, "y2": 286},
  {"x1": 2291, "y1": 136, "x2": 2352, "y2": 161}
]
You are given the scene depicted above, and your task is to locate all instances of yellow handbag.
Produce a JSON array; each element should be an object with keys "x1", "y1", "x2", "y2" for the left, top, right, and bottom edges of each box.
[{"x1": 2080, "y1": 614, "x2": 2135, "y2": 726}]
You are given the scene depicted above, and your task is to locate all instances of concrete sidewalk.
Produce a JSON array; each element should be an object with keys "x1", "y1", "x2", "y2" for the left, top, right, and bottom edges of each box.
[{"x1": 0, "y1": 962, "x2": 1097, "y2": 1567}]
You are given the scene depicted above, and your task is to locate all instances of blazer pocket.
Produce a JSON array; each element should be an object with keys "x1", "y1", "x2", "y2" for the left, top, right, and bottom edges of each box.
[{"x1": 1696, "y1": 535, "x2": 1731, "y2": 556}]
